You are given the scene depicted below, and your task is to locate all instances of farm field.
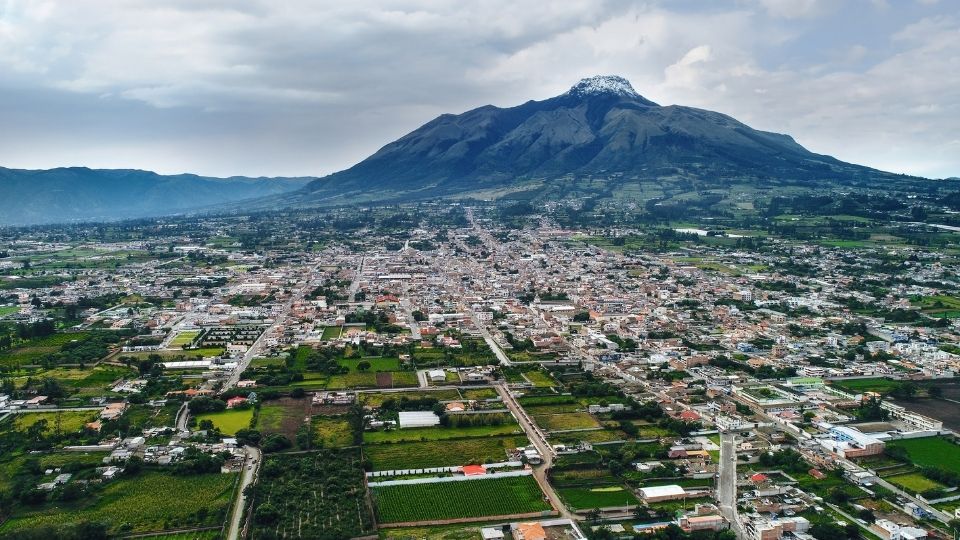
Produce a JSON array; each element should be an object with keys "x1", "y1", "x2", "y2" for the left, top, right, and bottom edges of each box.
[
  {"x1": 256, "y1": 399, "x2": 309, "y2": 440},
  {"x1": 360, "y1": 389, "x2": 461, "y2": 407},
  {"x1": 364, "y1": 435, "x2": 527, "y2": 470},
  {"x1": 363, "y1": 423, "x2": 522, "y2": 444},
  {"x1": 196, "y1": 408, "x2": 253, "y2": 435},
  {"x1": 532, "y1": 412, "x2": 600, "y2": 431},
  {"x1": 0, "y1": 306, "x2": 19, "y2": 317},
  {"x1": 0, "y1": 472, "x2": 236, "y2": 534},
  {"x1": 557, "y1": 485, "x2": 640, "y2": 509},
  {"x1": 14, "y1": 410, "x2": 96, "y2": 433},
  {"x1": 461, "y1": 388, "x2": 499, "y2": 400},
  {"x1": 887, "y1": 437, "x2": 960, "y2": 474},
  {"x1": 371, "y1": 475, "x2": 550, "y2": 523},
  {"x1": 0, "y1": 331, "x2": 93, "y2": 366},
  {"x1": 312, "y1": 416, "x2": 354, "y2": 448},
  {"x1": 249, "y1": 450, "x2": 374, "y2": 539}
]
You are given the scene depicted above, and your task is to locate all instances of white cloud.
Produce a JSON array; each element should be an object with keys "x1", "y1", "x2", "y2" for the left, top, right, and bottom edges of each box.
[{"x1": 0, "y1": 0, "x2": 956, "y2": 178}]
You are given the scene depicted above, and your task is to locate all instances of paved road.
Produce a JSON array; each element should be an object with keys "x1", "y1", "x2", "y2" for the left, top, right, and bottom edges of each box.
[
  {"x1": 467, "y1": 309, "x2": 512, "y2": 366},
  {"x1": 227, "y1": 445, "x2": 262, "y2": 540},
  {"x1": 222, "y1": 271, "x2": 313, "y2": 391},
  {"x1": 494, "y1": 382, "x2": 573, "y2": 520},
  {"x1": 718, "y1": 431, "x2": 746, "y2": 540},
  {"x1": 347, "y1": 256, "x2": 365, "y2": 303},
  {"x1": 399, "y1": 298, "x2": 422, "y2": 340}
]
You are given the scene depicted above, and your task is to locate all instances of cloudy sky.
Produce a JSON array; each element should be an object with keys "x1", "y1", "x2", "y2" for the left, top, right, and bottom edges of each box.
[{"x1": 1, "y1": 0, "x2": 957, "y2": 179}]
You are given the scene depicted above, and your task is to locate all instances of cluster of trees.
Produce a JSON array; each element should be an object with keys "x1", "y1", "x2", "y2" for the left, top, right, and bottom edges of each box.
[
  {"x1": 439, "y1": 412, "x2": 510, "y2": 428},
  {"x1": 344, "y1": 309, "x2": 403, "y2": 334}
]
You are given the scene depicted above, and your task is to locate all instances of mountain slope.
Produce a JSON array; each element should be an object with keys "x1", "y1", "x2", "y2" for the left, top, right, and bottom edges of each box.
[
  {"x1": 296, "y1": 75, "x2": 908, "y2": 205},
  {"x1": 0, "y1": 167, "x2": 314, "y2": 225}
]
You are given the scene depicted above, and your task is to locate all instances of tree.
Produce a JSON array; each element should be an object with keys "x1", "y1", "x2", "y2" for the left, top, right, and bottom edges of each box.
[{"x1": 356, "y1": 360, "x2": 371, "y2": 372}]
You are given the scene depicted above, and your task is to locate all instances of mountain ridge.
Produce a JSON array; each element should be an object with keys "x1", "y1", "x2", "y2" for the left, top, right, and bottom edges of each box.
[
  {"x1": 294, "y1": 75, "x2": 913, "y2": 206},
  {"x1": 0, "y1": 166, "x2": 314, "y2": 226}
]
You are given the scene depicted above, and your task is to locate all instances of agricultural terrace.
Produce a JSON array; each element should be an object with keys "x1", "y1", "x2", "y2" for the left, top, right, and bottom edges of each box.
[
  {"x1": 887, "y1": 437, "x2": 960, "y2": 474},
  {"x1": 249, "y1": 450, "x2": 374, "y2": 539},
  {"x1": 0, "y1": 472, "x2": 236, "y2": 535},
  {"x1": 371, "y1": 475, "x2": 551, "y2": 523},
  {"x1": 255, "y1": 398, "x2": 312, "y2": 441},
  {"x1": 195, "y1": 408, "x2": 254, "y2": 435},
  {"x1": 363, "y1": 435, "x2": 528, "y2": 470}
]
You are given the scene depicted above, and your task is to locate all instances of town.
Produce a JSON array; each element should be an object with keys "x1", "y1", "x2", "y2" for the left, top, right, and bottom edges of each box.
[{"x1": 0, "y1": 202, "x2": 958, "y2": 540}]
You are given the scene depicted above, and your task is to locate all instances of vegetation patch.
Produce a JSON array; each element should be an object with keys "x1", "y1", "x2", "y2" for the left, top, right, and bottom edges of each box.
[
  {"x1": 195, "y1": 408, "x2": 253, "y2": 436},
  {"x1": 364, "y1": 435, "x2": 527, "y2": 470},
  {"x1": 0, "y1": 471, "x2": 235, "y2": 535},
  {"x1": 371, "y1": 475, "x2": 550, "y2": 523},
  {"x1": 249, "y1": 449, "x2": 373, "y2": 539}
]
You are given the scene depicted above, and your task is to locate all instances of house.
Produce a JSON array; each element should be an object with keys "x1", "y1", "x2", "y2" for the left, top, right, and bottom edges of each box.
[
  {"x1": 513, "y1": 522, "x2": 546, "y2": 540},
  {"x1": 446, "y1": 402, "x2": 466, "y2": 412},
  {"x1": 226, "y1": 396, "x2": 248, "y2": 409},
  {"x1": 427, "y1": 369, "x2": 446, "y2": 383},
  {"x1": 461, "y1": 464, "x2": 487, "y2": 476}
]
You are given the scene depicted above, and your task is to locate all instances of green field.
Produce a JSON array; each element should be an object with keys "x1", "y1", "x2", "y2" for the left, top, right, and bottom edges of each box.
[
  {"x1": 461, "y1": 388, "x2": 499, "y2": 400},
  {"x1": 557, "y1": 485, "x2": 640, "y2": 509},
  {"x1": 888, "y1": 473, "x2": 944, "y2": 493},
  {"x1": 831, "y1": 378, "x2": 902, "y2": 395},
  {"x1": 360, "y1": 389, "x2": 462, "y2": 407},
  {"x1": 196, "y1": 408, "x2": 253, "y2": 435},
  {"x1": 14, "y1": 410, "x2": 96, "y2": 433},
  {"x1": 363, "y1": 423, "x2": 522, "y2": 444},
  {"x1": 171, "y1": 330, "x2": 200, "y2": 347},
  {"x1": 371, "y1": 475, "x2": 550, "y2": 523},
  {"x1": 0, "y1": 472, "x2": 236, "y2": 534},
  {"x1": 364, "y1": 435, "x2": 527, "y2": 470},
  {"x1": 912, "y1": 295, "x2": 960, "y2": 318},
  {"x1": 321, "y1": 326, "x2": 343, "y2": 340},
  {"x1": 0, "y1": 306, "x2": 19, "y2": 317},
  {"x1": 0, "y1": 332, "x2": 93, "y2": 366},
  {"x1": 888, "y1": 437, "x2": 960, "y2": 474},
  {"x1": 523, "y1": 370, "x2": 558, "y2": 387},
  {"x1": 533, "y1": 412, "x2": 600, "y2": 431},
  {"x1": 312, "y1": 416, "x2": 354, "y2": 447}
]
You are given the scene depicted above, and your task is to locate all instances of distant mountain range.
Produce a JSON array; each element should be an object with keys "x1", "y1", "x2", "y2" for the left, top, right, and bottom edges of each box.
[
  {"x1": 0, "y1": 167, "x2": 313, "y2": 225},
  {"x1": 286, "y1": 75, "x2": 919, "y2": 206},
  {"x1": 1, "y1": 75, "x2": 934, "y2": 225}
]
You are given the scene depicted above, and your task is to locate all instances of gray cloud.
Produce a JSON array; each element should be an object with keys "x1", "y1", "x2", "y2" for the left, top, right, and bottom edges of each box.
[{"x1": 0, "y1": 0, "x2": 957, "y2": 178}]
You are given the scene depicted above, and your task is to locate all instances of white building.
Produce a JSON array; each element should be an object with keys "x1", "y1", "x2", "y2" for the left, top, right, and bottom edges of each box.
[{"x1": 398, "y1": 411, "x2": 440, "y2": 428}]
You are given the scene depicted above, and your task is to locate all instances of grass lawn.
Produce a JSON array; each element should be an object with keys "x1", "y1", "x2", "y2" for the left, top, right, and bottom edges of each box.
[
  {"x1": 312, "y1": 416, "x2": 354, "y2": 447},
  {"x1": 364, "y1": 435, "x2": 527, "y2": 470},
  {"x1": 533, "y1": 412, "x2": 600, "y2": 431},
  {"x1": 15, "y1": 410, "x2": 96, "y2": 433},
  {"x1": 887, "y1": 437, "x2": 960, "y2": 474},
  {"x1": 0, "y1": 472, "x2": 236, "y2": 534},
  {"x1": 364, "y1": 423, "x2": 522, "y2": 444},
  {"x1": 196, "y1": 408, "x2": 253, "y2": 435},
  {"x1": 888, "y1": 473, "x2": 944, "y2": 493},
  {"x1": 321, "y1": 326, "x2": 343, "y2": 340},
  {"x1": 0, "y1": 306, "x2": 19, "y2": 317},
  {"x1": 557, "y1": 485, "x2": 640, "y2": 509},
  {"x1": 372, "y1": 475, "x2": 550, "y2": 523}
]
